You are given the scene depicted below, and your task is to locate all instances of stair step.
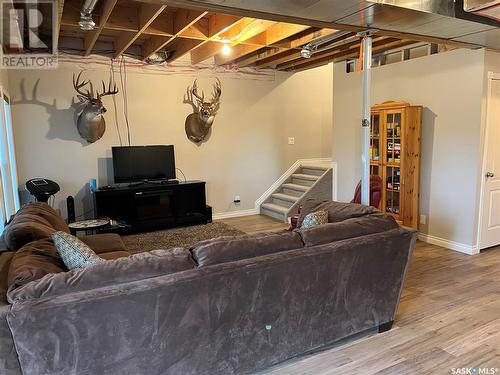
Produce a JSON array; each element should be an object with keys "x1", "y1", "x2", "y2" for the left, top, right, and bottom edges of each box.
[
  {"x1": 272, "y1": 193, "x2": 299, "y2": 202},
  {"x1": 301, "y1": 165, "x2": 329, "y2": 176},
  {"x1": 291, "y1": 173, "x2": 319, "y2": 181},
  {"x1": 282, "y1": 183, "x2": 308, "y2": 192},
  {"x1": 301, "y1": 165, "x2": 329, "y2": 171},
  {"x1": 261, "y1": 203, "x2": 288, "y2": 214}
]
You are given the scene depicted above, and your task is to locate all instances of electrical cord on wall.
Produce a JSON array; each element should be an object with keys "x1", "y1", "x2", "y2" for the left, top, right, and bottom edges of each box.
[
  {"x1": 110, "y1": 58, "x2": 123, "y2": 146},
  {"x1": 176, "y1": 168, "x2": 187, "y2": 183},
  {"x1": 119, "y1": 56, "x2": 132, "y2": 146}
]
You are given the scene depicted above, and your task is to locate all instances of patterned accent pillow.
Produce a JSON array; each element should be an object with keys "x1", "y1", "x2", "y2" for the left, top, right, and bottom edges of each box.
[
  {"x1": 300, "y1": 210, "x2": 328, "y2": 229},
  {"x1": 52, "y1": 231, "x2": 105, "y2": 270}
]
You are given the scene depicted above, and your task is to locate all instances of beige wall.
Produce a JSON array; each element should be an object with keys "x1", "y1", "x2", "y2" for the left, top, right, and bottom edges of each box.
[
  {"x1": 9, "y1": 62, "x2": 332, "y2": 219},
  {"x1": 0, "y1": 69, "x2": 9, "y2": 91},
  {"x1": 332, "y1": 48, "x2": 485, "y2": 247}
]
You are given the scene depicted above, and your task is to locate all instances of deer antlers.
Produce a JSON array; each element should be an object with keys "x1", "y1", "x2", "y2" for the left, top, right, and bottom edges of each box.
[
  {"x1": 72, "y1": 71, "x2": 118, "y2": 101},
  {"x1": 191, "y1": 78, "x2": 222, "y2": 104}
]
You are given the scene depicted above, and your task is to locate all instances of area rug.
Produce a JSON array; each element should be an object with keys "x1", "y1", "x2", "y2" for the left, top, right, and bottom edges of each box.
[{"x1": 122, "y1": 222, "x2": 245, "y2": 254}]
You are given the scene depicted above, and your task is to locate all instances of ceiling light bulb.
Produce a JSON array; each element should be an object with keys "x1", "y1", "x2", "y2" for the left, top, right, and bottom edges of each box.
[{"x1": 221, "y1": 44, "x2": 231, "y2": 56}]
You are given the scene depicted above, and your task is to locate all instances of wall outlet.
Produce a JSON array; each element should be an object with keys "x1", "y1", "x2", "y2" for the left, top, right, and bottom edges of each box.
[
  {"x1": 288, "y1": 137, "x2": 295, "y2": 145},
  {"x1": 420, "y1": 214, "x2": 427, "y2": 225},
  {"x1": 234, "y1": 195, "x2": 241, "y2": 203}
]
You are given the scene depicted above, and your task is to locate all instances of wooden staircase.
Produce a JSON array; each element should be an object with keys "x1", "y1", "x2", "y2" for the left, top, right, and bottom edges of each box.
[{"x1": 260, "y1": 164, "x2": 333, "y2": 222}]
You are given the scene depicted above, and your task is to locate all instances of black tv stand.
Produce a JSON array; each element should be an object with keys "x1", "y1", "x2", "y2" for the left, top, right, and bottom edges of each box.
[
  {"x1": 127, "y1": 179, "x2": 179, "y2": 188},
  {"x1": 94, "y1": 180, "x2": 209, "y2": 233}
]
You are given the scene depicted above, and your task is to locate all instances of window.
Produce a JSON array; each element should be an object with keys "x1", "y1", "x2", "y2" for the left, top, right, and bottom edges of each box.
[{"x1": 0, "y1": 87, "x2": 20, "y2": 232}]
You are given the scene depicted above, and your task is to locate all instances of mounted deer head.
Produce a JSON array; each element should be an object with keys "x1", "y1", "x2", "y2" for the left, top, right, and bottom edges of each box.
[
  {"x1": 184, "y1": 78, "x2": 222, "y2": 143},
  {"x1": 72, "y1": 71, "x2": 118, "y2": 143}
]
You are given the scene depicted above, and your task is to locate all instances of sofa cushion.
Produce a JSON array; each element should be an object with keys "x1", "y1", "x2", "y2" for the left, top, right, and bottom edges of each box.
[
  {"x1": 7, "y1": 248, "x2": 195, "y2": 303},
  {"x1": 298, "y1": 199, "x2": 380, "y2": 227},
  {"x1": 79, "y1": 233, "x2": 127, "y2": 254},
  {"x1": 0, "y1": 252, "x2": 14, "y2": 305},
  {"x1": 3, "y1": 214, "x2": 56, "y2": 251},
  {"x1": 296, "y1": 214, "x2": 399, "y2": 247},
  {"x1": 7, "y1": 238, "x2": 67, "y2": 292},
  {"x1": 99, "y1": 251, "x2": 130, "y2": 260},
  {"x1": 191, "y1": 231, "x2": 304, "y2": 267},
  {"x1": 15, "y1": 203, "x2": 70, "y2": 233},
  {"x1": 52, "y1": 231, "x2": 105, "y2": 270}
]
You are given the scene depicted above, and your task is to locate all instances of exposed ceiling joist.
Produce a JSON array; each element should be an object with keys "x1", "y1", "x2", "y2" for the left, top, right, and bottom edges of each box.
[
  {"x1": 213, "y1": 22, "x2": 310, "y2": 65},
  {"x1": 114, "y1": 3, "x2": 166, "y2": 58},
  {"x1": 142, "y1": 9, "x2": 208, "y2": 60},
  {"x1": 55, "y1": 1, "x2": 462, "y2": 72},
  {"x1": 277, "y1": 34, "x2": 369, "y2": 71},
  {"x1": 190, "y1": 18, "x2": 276, "y2": 64},
  {"x1": 235, "y1": 47, "x2": 288, "y2": 68},
  {"x1": 252, "y1": 29, "x2": 344, "y2": 69},
  {"x1": 84, "y1": 0, "x2": 118, "y2": 56},
  {"x1": 287, "y1": 39, "x2": 419, "y2": 72},
  {"x1": 163, "y1": 13, "x2": 243, "y2": 62}
]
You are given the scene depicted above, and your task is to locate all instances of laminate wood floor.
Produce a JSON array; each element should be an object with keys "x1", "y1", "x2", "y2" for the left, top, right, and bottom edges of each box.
[
  {"x1": 221, "y1": 214, "x2": 289, "y2": 234},
  {"x1": 220, "y1": 215, "x2": 500, "y2": 375}
]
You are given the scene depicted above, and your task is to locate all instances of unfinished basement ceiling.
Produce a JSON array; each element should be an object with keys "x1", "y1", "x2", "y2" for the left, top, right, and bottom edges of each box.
[
  {"x1": 53, "y1": 0, "x2": 500, "y2": 71},
  {"x1": 147, "y1": 0, "x2": 500, "y2": 50},
  {"x1": 57, "y1": 0, "x2": 426, "y2": 71}
]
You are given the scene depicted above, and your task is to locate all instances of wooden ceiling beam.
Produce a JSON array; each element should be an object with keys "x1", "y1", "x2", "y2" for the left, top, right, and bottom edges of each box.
[
  {"x1": 164, "y1": 37, "x2": 205, "y2": 61},
  {"x1": 191, "y1": 18, "x2": 275, "y2": 64},
  {"x1": 288, "y1": 39, "x2": 419, "y2": 72},
  {"x1": 159, "y1": 13, "x2": 242, "y2": 63},
  {"x1": 164, "y1": 13, "x2": 242, "y2": 63},
  {"x1": 166, "y1": 14, "x2": 244, "y2": 62},
  {"x1": 253, "y1": 28, "x2": 342, "y2": 69},
  {"x1": 213, "y1": 22, "x2": 310, "y2": 66},
  {"x1": 84, "y1": 0, "x2": 118, "y2": 56},
  {"x1": 283, "y1": 39, "x2": 418, "y2": 72},
  {"x1": 114, "y1": 3, "x2": 166, "y2": 58},
  {"x1": 235, "y1": 46, "x2": 288, "y2": 67},
  {"x1": 277, "y1": 34, "x2": 370, "y2": 71},
  {"x1": 214, "y1": 44, "x2": 262, "y2": 65},
  {"x1": 142, "y1": 9, "x2": 207, "y2": 61},
  {"x1": 145, "y1": 12, "x2": 174, "y2": 36}
]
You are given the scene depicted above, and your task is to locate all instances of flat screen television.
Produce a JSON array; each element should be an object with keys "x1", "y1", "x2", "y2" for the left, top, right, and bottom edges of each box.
[{"x1": 112, "y1": 145, "x2": 176, "y2": 183}]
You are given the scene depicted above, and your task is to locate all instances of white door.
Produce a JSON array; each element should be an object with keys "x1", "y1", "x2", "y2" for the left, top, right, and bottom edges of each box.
[{"x1": 480, "y1": 76, "x2": 500, "y2": 249}]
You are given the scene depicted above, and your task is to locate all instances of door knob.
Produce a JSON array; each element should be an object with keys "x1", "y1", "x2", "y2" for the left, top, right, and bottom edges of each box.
[{"x1": 486, "y1": 172, "x2": 495, "y2": 178}]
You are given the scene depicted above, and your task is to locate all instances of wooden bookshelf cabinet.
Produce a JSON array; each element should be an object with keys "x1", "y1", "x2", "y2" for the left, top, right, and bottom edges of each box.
[{"x1": 369, "y1": 101, "x2": 422, "y2": 229}]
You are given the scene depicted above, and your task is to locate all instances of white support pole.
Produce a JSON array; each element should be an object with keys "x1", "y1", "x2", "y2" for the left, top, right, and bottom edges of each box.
[{"x1": 360, "y1": 34, "x2": 372, "y2": 206}]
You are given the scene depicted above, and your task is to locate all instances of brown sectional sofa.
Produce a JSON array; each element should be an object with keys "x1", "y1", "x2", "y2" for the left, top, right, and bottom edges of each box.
[{"x1": 0, "y1": 201, "x2": 416, "y2": 375}]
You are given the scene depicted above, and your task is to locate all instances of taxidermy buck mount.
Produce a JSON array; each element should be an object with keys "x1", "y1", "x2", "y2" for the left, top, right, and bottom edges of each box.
[
  {"x1": 184, "y1": 78, "x2": 222, "y2": 143},
  {"x1": 72, "y1": 71, "x2": 118, "y2": 143}
]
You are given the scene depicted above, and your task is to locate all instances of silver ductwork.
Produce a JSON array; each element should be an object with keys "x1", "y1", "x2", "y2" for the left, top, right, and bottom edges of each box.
[
  {"x1": 79, "y1": 0, "x2": 99, "y2": 31},
  {"x1": 300, "y1": 31, "x2": 352, "y2": 58}
]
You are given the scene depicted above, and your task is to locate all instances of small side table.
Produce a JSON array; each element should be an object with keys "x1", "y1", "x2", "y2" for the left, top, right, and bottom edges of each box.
[{"x1": 68, "y1": 219, "x2": 110, "y2": 236}]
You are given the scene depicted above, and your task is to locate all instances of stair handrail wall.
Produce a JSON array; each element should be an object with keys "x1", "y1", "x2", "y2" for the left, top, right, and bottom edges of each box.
[{"x1": 284, "y1": 167, "x2": 334, "y2": 221}]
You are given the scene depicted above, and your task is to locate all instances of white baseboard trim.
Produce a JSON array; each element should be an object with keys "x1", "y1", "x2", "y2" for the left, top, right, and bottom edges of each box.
[
  {"x1": 418, "y1": 233, "x2": 479, "y2": 255},
  {"x1": 212, "y1": 208, "x2": 259, "y2": 220}
]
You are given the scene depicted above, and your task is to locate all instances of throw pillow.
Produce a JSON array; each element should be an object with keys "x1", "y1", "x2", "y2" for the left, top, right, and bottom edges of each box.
[
  {"x1": 52, "y1": 231, "x2": 104, "y2": 270},
  {"x1": 300, "y1": 210, "x2": 328, "y2": 229}
]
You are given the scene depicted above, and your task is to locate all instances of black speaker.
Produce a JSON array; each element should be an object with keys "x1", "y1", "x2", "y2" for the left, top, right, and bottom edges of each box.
[
  {"x1": 205, "y1": 205, "x2": 212, "y2": 223},
  {"x1": 66, "y1": 196, "x2": 75, "y2": 223}
]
